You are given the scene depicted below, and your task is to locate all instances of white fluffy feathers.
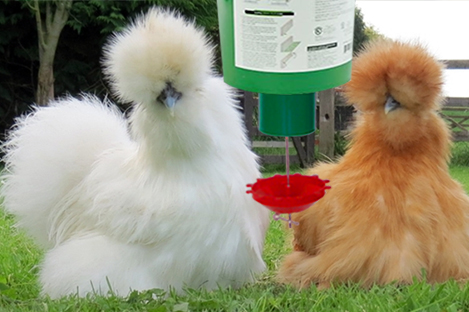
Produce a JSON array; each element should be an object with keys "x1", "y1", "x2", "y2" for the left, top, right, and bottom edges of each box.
[
  {"x1": 103, "y1": 9, "x2": 213, "y2": 106},
  {"x1": 2, "y1": 8, "x2": 269, "y2": 298}
]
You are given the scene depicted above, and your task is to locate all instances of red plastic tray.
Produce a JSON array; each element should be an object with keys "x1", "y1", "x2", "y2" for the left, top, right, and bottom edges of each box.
[{"x1": 246, "y1": 174, "x2": 330, "y2": 214}]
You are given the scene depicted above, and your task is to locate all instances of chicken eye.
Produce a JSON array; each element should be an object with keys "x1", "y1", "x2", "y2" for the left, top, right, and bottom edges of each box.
[{"x1": 391, "y1": 98, "x2": 400, "y2": 106}]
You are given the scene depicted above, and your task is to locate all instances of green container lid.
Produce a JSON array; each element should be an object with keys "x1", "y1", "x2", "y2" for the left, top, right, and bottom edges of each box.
[{"x1": 259, "y1": 93, "x2": 316, "y2": 137}]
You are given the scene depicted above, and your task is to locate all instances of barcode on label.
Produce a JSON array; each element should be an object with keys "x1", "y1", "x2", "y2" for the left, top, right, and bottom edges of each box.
[{"x1": 344, "y1": 43, "x2": 352, "y2": 53}]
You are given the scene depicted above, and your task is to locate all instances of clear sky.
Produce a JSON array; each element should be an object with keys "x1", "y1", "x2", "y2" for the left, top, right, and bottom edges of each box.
[{"x1": 356, "y1": 0, "x2": 469, "y2": 97}]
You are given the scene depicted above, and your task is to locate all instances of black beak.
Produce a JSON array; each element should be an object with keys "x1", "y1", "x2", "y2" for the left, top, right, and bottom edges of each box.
[{"x1": 157, "y1": 83, "x2": 182, "y2": 109}]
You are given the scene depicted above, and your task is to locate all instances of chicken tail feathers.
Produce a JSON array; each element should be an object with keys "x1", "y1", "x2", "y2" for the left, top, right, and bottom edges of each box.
[{"x1": 1, "y1": 95, "x2": 130, "y2": 247}]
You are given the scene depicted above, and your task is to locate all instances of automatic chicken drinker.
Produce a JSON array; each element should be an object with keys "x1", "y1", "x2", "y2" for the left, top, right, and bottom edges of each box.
[{"x1": 217, "y1": 0, "x2": 355, "y2": 226}]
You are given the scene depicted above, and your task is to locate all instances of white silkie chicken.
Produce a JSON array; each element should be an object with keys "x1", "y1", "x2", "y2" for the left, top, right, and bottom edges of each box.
[{"x1": 1, "y1": 8, "x2": 269, "y2": 298}]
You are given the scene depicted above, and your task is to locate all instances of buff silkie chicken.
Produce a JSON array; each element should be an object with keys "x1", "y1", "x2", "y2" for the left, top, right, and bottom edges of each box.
[
  {"x1": 1, "y1": 8, "x2": 269, "y2": 298},
  {"x1": 277, "y1": 39, "x2": 469, "y2": 289}
]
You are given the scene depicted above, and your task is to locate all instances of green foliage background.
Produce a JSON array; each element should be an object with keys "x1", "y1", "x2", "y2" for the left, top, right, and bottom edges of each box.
[
  {"x1": 0, "y1": 1, "x2": 369, "y2": 137},
  {"x1": 0, "y1": 0, "x2": 219, "y2": 136}
]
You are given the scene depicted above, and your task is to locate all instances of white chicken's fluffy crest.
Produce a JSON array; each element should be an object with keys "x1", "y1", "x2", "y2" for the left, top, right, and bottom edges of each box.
[{"x1": 103, "y1": 8, "x2": 213, "y2": 105}]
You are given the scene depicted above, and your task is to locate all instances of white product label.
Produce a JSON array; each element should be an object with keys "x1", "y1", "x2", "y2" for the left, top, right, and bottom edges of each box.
[{"x1": 234, "y1": 0, "x2": 355, "y2": 73}]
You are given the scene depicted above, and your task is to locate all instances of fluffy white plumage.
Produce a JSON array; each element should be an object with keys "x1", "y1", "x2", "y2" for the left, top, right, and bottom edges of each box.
[{"x1": 2, "y1": 8, "x2": 269, "y2": 298}]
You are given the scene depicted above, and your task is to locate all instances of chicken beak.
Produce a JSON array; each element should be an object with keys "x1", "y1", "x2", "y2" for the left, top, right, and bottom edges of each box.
[
  {"x1": 157, "y1": 83, "x2": 182, "y2": 110},
  {"x1": 384, "y1": 96, "x2": 400, "y2": 115},
  {"x1": 164, "y1": 95, "x2": 178, "y2": 110}
]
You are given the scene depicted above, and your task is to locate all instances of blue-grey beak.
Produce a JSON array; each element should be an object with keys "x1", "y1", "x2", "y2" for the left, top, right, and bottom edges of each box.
[
  {"x1": 157, "y1": 83, "x2": 182, "y2": 109},
  {"x1": 384, "y1": 95, "x2": 401, "y2": 114}
]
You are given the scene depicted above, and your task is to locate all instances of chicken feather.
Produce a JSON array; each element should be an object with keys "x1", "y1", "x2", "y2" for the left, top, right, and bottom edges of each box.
[
  {"x1": 2, "y1": 8, "x2": 269, "y2": 298},
  {"x1": 278, "y1": 40, "x2": 469, "y2": 289}
]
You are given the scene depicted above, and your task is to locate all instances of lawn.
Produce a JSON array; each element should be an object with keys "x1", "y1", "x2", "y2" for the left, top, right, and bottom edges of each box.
[{"x1": 1, "y1": 144, "x2": 469, "y2": 311}]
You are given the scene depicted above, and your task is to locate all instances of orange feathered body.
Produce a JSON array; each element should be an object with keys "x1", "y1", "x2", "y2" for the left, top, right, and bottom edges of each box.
[{"x1": 278, "y1": 40, "x2": 469, "y2": 289}]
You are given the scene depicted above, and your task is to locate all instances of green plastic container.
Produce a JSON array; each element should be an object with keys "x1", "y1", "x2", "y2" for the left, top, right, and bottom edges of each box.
[
  {"x1": 259, "y1": 93, "x2": 316, "y2": 136},
  {"x1": 217, "y1": 0, "x2": 353, "y2": 136}
]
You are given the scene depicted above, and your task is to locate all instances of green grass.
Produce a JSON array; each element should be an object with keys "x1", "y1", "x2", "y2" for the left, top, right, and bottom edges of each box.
[
  {"x1": 3, "y1": 208, "x2": 469, "y2": 312},
  {"x1": 451, "y1": 142, "x2": 469, "y2": 167},
  {"x1": 1, "y1": 143, "x2": 469, "y2": 311},
  {"x1": 449, "y1": 166, "x2": 469, "y2": 193}
]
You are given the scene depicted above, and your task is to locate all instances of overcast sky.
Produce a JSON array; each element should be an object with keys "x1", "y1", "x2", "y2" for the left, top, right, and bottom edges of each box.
[{"x1": 356, "y1": 0, "x2": 469, "y2": 97}]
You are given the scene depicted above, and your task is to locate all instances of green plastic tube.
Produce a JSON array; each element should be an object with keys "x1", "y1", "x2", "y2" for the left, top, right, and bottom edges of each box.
[{"x1": 259, "y1": 93, "x2": 316, "y2": 137}]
